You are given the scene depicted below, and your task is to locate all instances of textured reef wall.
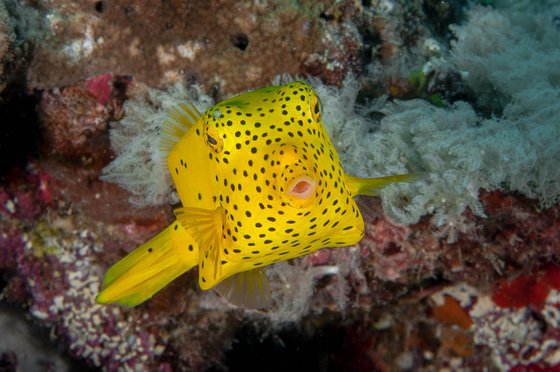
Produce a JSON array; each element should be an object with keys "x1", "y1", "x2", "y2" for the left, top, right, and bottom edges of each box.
[{"x1": 1, "y1": 0, "x2": 560, "y2": 371}]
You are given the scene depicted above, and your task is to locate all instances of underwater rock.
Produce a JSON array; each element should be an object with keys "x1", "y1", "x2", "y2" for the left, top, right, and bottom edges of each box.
[
  {"x1": 38, "y1": 74, "x2": 124, "y2": 162},
  {"x1": 0, "y1": 0, "x2": 14, "y2": 93},
  {"x1": 0, "y1": 0, "x2": 41, "y2": 94},
  {"x1": 0, "y1": 306, "x2": 71, "y2": 371},
  {"x1": 355, "y1": 190, "x2": 560, "y2": 301},
  {"x1": 24, "y1": 0, "x2": 371, "y2": 96}
]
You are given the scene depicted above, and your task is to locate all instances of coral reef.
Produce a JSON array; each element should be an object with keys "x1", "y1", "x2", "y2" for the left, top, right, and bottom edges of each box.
[
  {"x1": 0, "y1": 163, "x2": 241, "y2": 370},
  {"x1": 0, "y1": 0, "x2": 559, "y2": 371},
  {"x1": 430, "y1": 266, "x2": 560, "y2": 371}
]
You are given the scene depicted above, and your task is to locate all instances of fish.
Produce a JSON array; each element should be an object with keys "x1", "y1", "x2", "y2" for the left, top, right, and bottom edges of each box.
[{"x1": 96, "y1": 81, "x2": 415, "y2": 309}]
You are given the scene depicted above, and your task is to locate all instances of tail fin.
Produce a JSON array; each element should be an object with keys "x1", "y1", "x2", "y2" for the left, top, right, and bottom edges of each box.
[
  {"x1": 346, "y1": 173, "x2": 420, "y2": 197},
  {"x1": 96, "y1": 221, "x2": 198, "y2": 307}
]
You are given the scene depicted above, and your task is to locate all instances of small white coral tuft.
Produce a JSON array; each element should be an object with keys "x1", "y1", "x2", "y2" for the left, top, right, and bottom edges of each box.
[{"x1": 101, "y1": 84, "x2": 213, "y2": 206}]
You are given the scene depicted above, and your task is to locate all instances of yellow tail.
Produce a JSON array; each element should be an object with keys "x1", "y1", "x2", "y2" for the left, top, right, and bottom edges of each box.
[
  {"x1": 96, "y1": 221, "x2": 199, "y2": 307},
  {"x1": 346, "y1": 173, "x2": 420, "y2": 197}
]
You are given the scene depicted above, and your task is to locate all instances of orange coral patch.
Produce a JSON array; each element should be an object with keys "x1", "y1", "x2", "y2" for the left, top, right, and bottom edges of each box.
[
  {"x1": 432, "y1": 295, "x2": 474, "y2": 329},
  {"x1": 440, "y1": 327, "x2": 474, "y2": 357}
]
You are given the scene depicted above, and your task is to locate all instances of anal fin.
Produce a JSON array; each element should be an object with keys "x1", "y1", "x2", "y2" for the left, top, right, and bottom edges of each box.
[{"x1": 213, "y1": 269, "x2": 271, "y2": 309}]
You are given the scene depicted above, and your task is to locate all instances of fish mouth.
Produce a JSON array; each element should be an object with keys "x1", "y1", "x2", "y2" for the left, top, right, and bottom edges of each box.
[
  {"x1": 283, "y1": 174, "x2": 316, "y2": 208},
  {"x1": 287, "y1": 175, "x2": 316, "y2": 199}
]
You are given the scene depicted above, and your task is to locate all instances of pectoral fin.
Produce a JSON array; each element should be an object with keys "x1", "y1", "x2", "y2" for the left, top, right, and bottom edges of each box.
[{"x1": 175, "y1": 206, "x2": 228, "y2": 289}]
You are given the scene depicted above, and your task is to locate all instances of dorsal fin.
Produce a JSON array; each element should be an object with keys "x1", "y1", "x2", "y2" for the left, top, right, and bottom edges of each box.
[
  {"x1": 174, "y1": 206, "x2": 226, "y2": 289},
  {"x1": 159, "y1": 101, "x2": 201, "y2": 158},
  {"x1": 213, "y1": 269, "x2": 271, "y2": 309}
]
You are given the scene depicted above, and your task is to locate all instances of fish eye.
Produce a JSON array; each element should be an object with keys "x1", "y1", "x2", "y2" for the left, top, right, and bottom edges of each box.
[
  {"x1": 309, "y1": 95, "x2": 322, "y2": 122},
  {"x1": 204, "y1": 125, "x2": 223, "y2": 153},
  {"x1": 207, "y1": 134, "x2": 217, "y2": 145}
]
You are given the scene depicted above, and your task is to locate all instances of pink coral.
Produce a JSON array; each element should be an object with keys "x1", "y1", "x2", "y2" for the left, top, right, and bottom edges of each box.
[{"x1": 86, "y1": 73, "x2": 113, "y2": 105}]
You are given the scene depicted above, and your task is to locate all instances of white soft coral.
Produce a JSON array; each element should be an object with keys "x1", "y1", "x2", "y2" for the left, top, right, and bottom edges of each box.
[{"x1": 101, "y1": 84, "x2": 213, "y2": 206}]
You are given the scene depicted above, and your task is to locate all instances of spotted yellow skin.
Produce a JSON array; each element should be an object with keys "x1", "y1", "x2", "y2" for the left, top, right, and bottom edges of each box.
[{"x1": 169, "y1": 82, "x2": 365, "y2": 290}]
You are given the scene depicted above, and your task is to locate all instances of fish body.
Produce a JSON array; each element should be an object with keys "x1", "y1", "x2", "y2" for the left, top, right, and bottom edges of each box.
[{"x1": 97, "y1": 82, "x2": 415, "y2": 308}]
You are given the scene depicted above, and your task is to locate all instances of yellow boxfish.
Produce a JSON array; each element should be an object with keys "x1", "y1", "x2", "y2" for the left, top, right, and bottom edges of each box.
[{"x1": 96, "y1": 81, "x2": 415, "y2": 309}]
